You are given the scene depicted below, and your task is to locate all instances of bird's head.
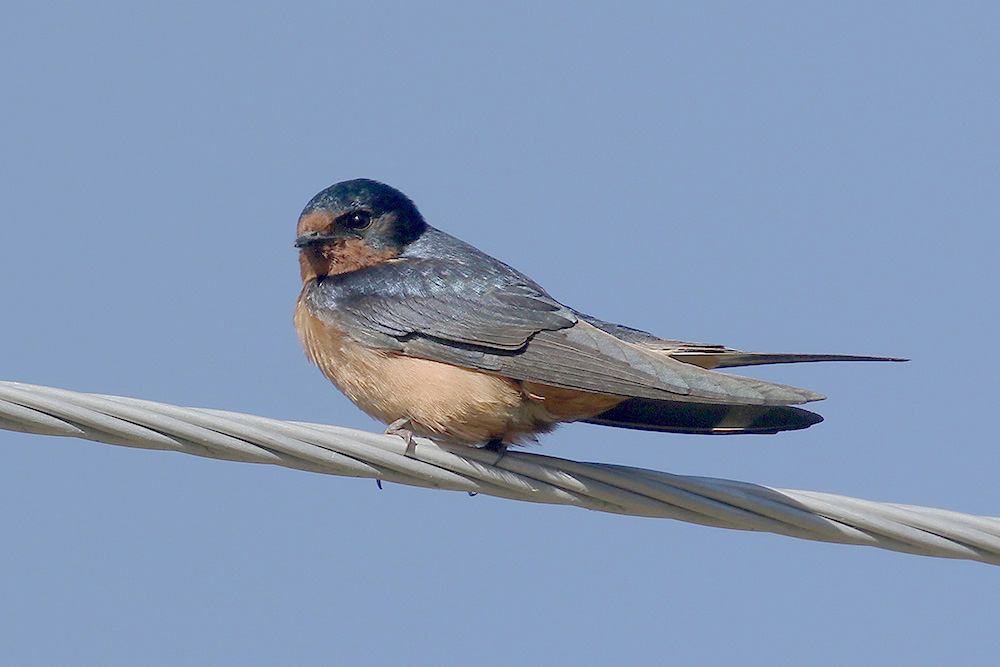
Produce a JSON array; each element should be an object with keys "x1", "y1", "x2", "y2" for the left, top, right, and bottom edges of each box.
[{"x1": 295, "y1": 178, "x2": 427, "y2": 282}]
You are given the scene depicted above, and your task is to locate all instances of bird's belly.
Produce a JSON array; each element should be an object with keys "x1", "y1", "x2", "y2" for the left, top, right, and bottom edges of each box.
[{"x1": 296, "y1": 297, "x2": 622, "y2": 445}]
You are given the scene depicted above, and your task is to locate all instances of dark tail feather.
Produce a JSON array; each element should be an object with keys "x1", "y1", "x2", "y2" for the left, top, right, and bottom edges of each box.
[
  {"x1": 673, "y1": 352, "x2": 908, "y2": 369},
  {"x1": 583, "y1": 398, "x2": 824, "y2": 435}
]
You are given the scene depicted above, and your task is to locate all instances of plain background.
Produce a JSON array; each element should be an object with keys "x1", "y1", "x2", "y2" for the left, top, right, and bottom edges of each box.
[{"x1": 1, "y1": 3, "x2": 997, "y2": 665}]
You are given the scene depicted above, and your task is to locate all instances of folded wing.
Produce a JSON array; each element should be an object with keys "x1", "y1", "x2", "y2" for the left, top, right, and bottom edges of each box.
[{"x1": 304, "y1": 257, "x2": 833, "y2": 409}]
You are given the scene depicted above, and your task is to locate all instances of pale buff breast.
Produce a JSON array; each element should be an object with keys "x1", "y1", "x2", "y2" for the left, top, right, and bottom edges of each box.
[
  {"x1": 294, "y1": 293, "x2": 624, "y2": 445},
  {"x1": 296, "y1": 295, "x2": 533, "y2": 444}
]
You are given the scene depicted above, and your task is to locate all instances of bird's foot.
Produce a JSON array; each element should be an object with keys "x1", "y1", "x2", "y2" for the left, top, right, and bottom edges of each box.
[
  {"x1": 385, "y1": 418, "x2": 417, "y2": 456},
  {"x1": 483, "y1": 438, "x2": 508, "y2": 465}
]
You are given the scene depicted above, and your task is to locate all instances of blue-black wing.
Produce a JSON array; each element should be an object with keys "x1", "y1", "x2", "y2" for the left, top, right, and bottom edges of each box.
[{"x1": 301, "y1": 230, "x2": 827, "y2": 406}]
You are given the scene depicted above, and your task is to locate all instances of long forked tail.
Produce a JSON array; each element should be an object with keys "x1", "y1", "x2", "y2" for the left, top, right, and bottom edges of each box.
[
  {"x1": 584, "y1": 398, "x2": 824, "y2": 435},
  {"x1": 672, "y1": 352, "x2": 909, "y2": 370},
  {"x1": 575, "y1": 313, "x2": 908, "y2": 370}
]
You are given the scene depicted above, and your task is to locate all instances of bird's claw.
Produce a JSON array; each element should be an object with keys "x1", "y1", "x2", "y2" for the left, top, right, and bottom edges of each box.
[
  {"x1": 483, "y1": 438, "x2": 508, "y2": 465},
  {"x1": 385, "y1": 418, "x2": 417, "y2": 456}
]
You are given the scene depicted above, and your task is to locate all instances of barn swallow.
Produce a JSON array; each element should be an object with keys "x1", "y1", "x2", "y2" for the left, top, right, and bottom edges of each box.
[{"x1": 294, "y1": 178, "x2": 904, "y2": 449}]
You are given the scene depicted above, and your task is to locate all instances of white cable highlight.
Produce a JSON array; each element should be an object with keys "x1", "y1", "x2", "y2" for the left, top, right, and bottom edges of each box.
[{"x1": 1, "y1": 380, "x2": 997, "y2": 565}]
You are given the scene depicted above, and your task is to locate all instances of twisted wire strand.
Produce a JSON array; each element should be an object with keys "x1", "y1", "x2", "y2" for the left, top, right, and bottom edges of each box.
[{"x1": 1, "y1": 380, "x2": 997, "y2": 565}]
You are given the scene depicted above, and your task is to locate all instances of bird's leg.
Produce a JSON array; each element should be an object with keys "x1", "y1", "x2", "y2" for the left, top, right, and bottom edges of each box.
[{"x1": 385, "y1": 417, "x2": 417, "y2": 456}]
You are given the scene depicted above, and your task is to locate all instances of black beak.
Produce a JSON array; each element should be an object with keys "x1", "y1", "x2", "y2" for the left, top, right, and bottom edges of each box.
[{"x1": 294, "y1": 231, "x2": 335, "y2": 248}]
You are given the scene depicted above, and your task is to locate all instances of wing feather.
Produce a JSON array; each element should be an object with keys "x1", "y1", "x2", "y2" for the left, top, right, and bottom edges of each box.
[
  {"x1": 303, "y1": 256, "x2": 826, "y2": 407},
  {"x1": 577, "y1": 314, "x2": 906, "y2": 368}
]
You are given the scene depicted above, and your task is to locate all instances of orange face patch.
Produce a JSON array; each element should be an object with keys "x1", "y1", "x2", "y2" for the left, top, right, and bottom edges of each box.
[
  {"x1": 296, "y1": 211, "x2": 334, "y2": 236},
  {"x1": 299, "y1": 238, "x2": 398, "y2": 282},
  {"x1": 297, "y1": 211, "x2": 399, "y2": 281}
]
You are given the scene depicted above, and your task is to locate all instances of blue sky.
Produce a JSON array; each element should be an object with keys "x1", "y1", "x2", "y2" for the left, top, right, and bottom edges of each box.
[{"x1": 1, "y1": 3, "x2": 997, "y2": 664}]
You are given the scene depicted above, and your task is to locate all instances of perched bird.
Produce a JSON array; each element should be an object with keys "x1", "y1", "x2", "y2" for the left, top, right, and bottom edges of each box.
[{"x1": 294, "y1": 178, "x2": 902, "y2": 449}]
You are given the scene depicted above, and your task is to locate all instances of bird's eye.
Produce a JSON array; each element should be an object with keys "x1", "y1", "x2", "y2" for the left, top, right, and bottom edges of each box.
[{"x1": 340, "y1": 210, "x2": 373, "y2": 230}]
